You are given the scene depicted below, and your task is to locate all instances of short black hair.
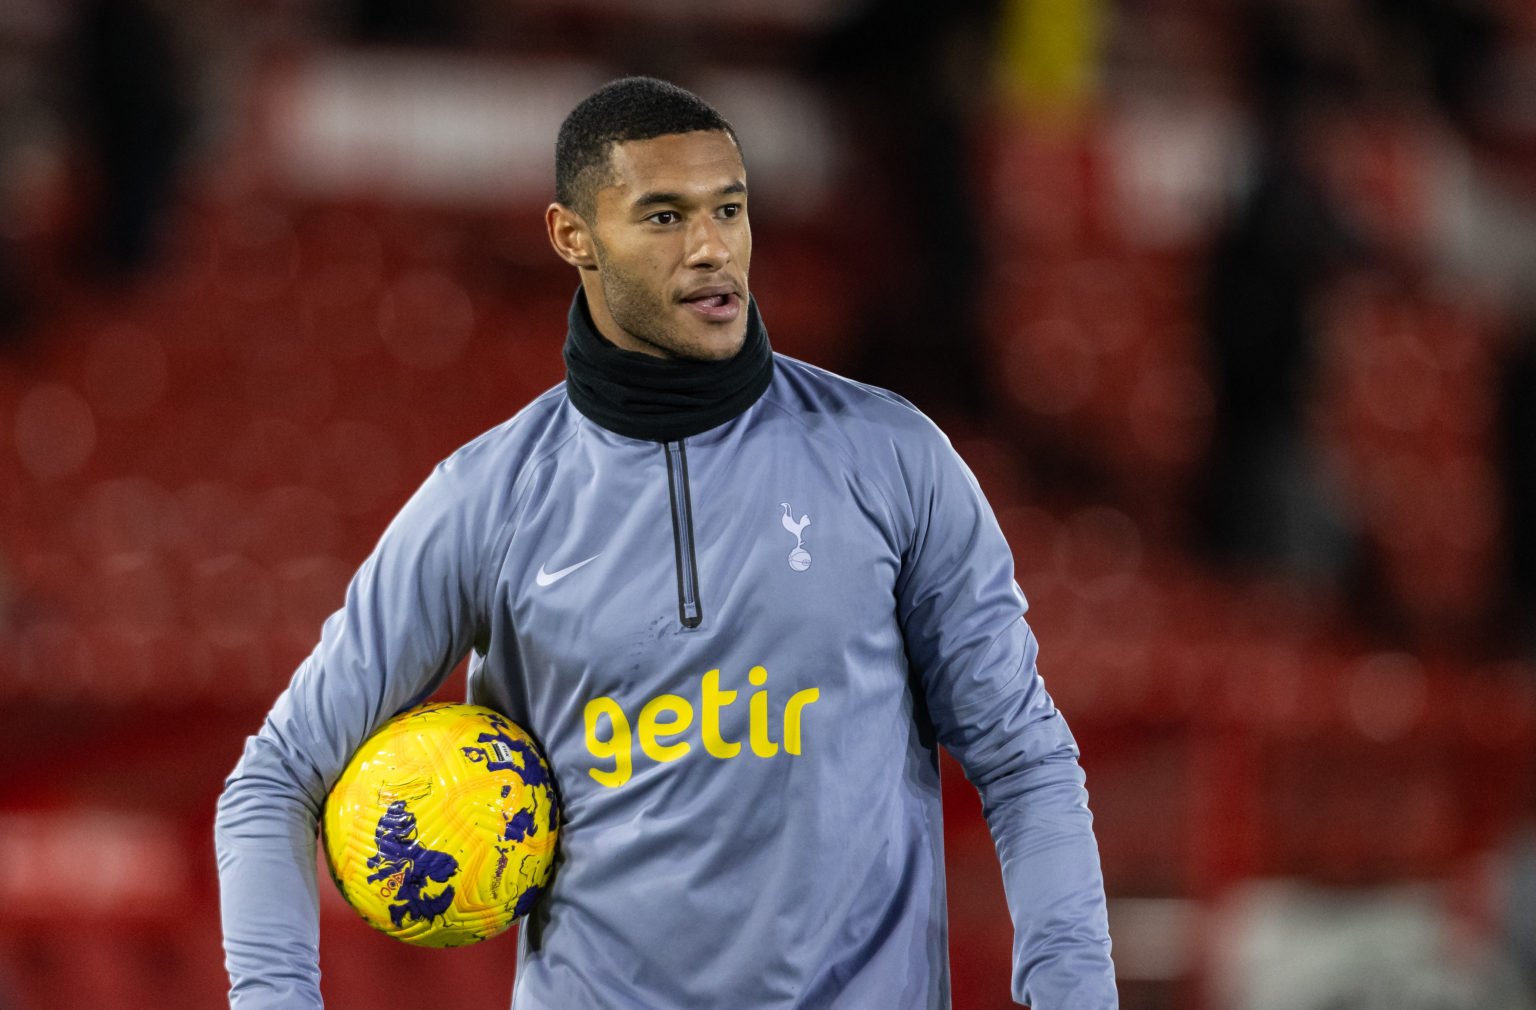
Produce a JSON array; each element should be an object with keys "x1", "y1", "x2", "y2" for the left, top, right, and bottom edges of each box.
[{"x1": 555, "y1": 76, "x2": 738, "y2": 217}]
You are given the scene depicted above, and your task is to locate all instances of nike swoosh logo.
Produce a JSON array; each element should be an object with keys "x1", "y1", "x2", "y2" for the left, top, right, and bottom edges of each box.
[{"x1": 535, "y1": 554, "x2": 601, "y2": 587}]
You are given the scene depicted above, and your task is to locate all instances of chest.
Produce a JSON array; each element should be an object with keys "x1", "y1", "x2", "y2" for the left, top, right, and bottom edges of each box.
[{"x1": 501, "y1": 432, "x2": 902, "y2": 688}]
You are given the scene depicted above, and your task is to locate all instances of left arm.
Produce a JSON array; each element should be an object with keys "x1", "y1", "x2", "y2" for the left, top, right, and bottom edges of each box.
[{"x1": 892, "y1": 421, "x2": 1117, "y2": 1009}]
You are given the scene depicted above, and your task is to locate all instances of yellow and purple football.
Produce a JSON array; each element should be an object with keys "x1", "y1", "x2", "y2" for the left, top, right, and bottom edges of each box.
[{"x1": 321, "y1": 702, "x2": 559, "y2": 947}]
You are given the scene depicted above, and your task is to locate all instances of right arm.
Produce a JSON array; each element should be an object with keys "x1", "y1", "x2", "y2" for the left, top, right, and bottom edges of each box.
[{"x1": 214, "y1": 458, "x2": 496, "y2": 1008}]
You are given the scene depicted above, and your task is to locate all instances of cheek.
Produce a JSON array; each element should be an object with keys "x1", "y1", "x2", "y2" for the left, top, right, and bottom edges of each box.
[
  {"x1": 605, "y1": 251, "x2": 668, "y2": 300},
  {"x1": 600, "y1": 231, "x2": 675, "y2": 278},
  {"x1": 736, "y1": 229, "x2": 752, "y2": 276}
]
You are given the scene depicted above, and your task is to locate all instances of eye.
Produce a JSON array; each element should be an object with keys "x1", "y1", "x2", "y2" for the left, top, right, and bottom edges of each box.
[
  {"x1": 718, "y1": 203, "x2": 742, "y2": 219},
  {"x1": 646, "y1": 211, "x2": 679, "y2": 225}
]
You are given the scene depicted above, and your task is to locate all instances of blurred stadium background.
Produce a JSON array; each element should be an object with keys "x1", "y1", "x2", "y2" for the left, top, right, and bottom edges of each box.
[{"x1": 2, "y1": 0, "x2": 1535, "y2": 1007}]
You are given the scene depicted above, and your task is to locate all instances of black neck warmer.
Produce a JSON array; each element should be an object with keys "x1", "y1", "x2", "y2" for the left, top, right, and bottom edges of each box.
[{"x1": 562, "y1": 287, "x2": 775, "y2": 442}]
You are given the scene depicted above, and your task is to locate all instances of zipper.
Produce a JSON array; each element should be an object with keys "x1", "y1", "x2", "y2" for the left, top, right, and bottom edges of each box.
[{"x1": 663, "y1": 440, "x2": 703, "y2": 629}]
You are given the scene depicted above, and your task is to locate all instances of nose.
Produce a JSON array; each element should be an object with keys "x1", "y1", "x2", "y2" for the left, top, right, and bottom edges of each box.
[{"x1": 683, "y1": 216, "x2": 730, "y2": 271}]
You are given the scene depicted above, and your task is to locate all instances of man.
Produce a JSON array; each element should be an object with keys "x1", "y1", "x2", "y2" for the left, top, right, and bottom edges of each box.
[{"x1": 216, "y1": 76, "x2": 1117, "y2": 1008}]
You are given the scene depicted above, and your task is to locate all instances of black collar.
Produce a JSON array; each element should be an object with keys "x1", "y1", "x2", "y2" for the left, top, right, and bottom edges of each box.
[{"x1": 562, "y1": 287, "x2": 775, "y2": 442}]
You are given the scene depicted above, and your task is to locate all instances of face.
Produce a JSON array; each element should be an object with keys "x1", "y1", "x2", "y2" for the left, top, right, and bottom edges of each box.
[{"x1": 548, "y1": 130, "x2": 752, "y2": 362}]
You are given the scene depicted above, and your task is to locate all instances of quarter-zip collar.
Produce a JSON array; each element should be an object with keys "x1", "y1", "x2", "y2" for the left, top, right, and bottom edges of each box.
[{"x1": 563, "y1": 287, "x2": 775, "y2": 442}]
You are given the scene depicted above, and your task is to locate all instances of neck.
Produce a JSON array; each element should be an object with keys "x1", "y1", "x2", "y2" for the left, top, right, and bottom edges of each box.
[{"x1": 562, "y1": 288, "x2": 775, "y2": 441}]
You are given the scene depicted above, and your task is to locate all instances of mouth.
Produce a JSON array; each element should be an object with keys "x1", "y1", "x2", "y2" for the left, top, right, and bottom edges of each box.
[{"x1": 680, "y1": 286, "x2": 742, "y2": 323}]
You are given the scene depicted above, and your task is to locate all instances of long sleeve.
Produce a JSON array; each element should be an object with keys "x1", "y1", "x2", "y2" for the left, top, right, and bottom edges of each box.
[
  {"x1": 214, "y1": 457, "x2": 496, "y2": 1008},
  {"x1": 891, "y1": 422, "x2": 1117, "y2": 1008}
]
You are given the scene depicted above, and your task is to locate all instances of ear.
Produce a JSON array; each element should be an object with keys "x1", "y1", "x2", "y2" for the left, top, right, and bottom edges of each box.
[{"x1": 546, "y1": 203, "x2": 597, "y2": 270}]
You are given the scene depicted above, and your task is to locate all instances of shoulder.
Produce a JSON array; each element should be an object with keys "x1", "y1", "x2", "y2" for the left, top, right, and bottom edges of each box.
[
  {"x1": 410, "y1": 384, "x2": 579, "y2": 525},
  {"x1": 761, "y1": 354, "x2": 948, "y2": 452},
  {"x1": 759, "y1": 355, "x2": 964, "y2": 530},
  {"x1": 437, "y1": 384, "x2": 576, "y2": 485},
  {"x1": 384, "y1": 384, "x2": 576, "y2": 576}
]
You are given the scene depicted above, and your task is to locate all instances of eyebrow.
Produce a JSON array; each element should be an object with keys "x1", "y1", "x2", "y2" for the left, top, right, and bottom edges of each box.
[{"x1": 632, "y1": 180, "x2": 747, "y2": 210}]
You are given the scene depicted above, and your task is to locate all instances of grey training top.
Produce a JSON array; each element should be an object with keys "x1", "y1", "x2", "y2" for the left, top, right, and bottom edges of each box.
[{"x1": 215, "y1": 349, "x2": 1117, "y2": 1009}]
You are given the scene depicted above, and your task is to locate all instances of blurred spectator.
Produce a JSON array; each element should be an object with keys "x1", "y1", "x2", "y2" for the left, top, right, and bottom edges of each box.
[
  {"x1": 69, "y1": 0, "x2": 193, "y2": 282},
  {"x1": 1195, "y1": 125, "x2": 1359, "y2": 585},
  {"x1": 0, "y1": 4, "x2": 55, "y2": 347},
  {"x1": 0, "y1": 249, "x2": 26, "y2": 346},
  {"x1": 806, "y1": 0, "x2": 1001, "y2": 421},
  {"x1": 1193, "y1": 0, "x2": 1367, "y2": 588},
  {"x1": 1498, "y1": 320, "x2": 1536, "y2": 659},
  {"x1": 1365, "y1": 0, "x2": 1501, "y2": 137}
]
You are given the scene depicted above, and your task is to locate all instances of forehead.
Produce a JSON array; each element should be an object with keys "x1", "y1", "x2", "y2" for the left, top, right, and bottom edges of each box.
[{"x1": 599, "y1": 131, "x2": 745, "y2": 205}]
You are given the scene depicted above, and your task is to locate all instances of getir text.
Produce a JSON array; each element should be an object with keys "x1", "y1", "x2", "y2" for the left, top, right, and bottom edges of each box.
[{"x1": 584, "y1": 665, "x2": 819, "y2": 788}]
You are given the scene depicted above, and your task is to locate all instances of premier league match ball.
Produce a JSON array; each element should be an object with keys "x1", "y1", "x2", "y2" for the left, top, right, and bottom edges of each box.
[{"x1": 321, "y1": 702, "x2": 560, "y2": 947}]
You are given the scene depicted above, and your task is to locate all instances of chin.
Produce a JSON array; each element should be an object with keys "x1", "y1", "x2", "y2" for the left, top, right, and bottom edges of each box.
[
  {"x1": 698, "y1": 330, "x2": 748, "y2": 361},
  {"x1": 673, "y1": 320, "x2": 746, "y2": 362}
]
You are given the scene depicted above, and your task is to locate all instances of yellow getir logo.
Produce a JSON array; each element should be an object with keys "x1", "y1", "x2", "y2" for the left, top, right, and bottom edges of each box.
[{"x1": 583, "y1": 665, "x2": 819, "y2": 788}]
